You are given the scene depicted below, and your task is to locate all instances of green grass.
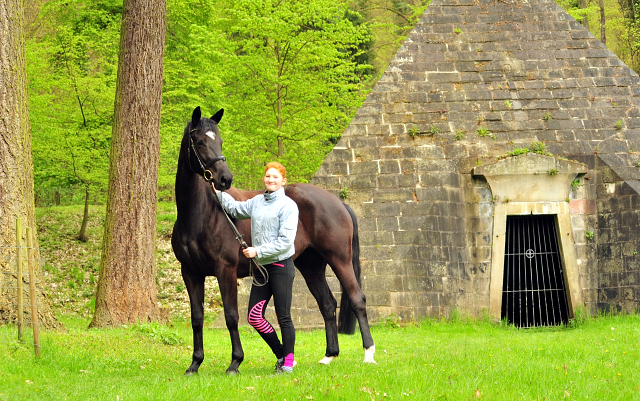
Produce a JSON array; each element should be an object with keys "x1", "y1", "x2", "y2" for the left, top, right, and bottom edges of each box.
[{"x1": 2, "y1": 314, "x2": 639, "y2": 400}]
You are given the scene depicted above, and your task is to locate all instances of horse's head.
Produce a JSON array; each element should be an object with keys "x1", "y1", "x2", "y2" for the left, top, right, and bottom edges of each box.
[{"x1": 185, "y1": 106, "x2": 233, "y2": 190}]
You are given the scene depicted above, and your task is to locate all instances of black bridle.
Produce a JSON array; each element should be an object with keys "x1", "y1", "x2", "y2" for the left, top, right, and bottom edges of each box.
[
  {"x1": 187, "y1": 128, "x2": 227, "y2": 182},
  {"x1": 186, "y1": 125, "x2": 269, "y2": 285}
]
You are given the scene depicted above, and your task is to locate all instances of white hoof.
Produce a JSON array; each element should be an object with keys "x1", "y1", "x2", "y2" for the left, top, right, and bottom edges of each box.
[
  {"x1": 318, "y1": 356, "x2": 335, "y2": 365},
  {"x1": 363, "y1": 345, "x2": 376, "y2": 364}
]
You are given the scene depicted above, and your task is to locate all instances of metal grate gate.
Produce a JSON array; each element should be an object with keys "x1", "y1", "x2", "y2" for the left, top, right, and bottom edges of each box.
[{"x1": 501, "y1": 215, "x2": 569, "y2": 327}]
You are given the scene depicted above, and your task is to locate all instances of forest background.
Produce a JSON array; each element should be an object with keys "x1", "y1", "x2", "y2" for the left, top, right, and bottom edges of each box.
[{"x1": 19, "y1": 0, "x2": 640, "y2": 317}]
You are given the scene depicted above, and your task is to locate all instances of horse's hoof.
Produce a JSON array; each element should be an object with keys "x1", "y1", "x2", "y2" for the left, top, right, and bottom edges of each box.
[
  {"x1": 363, "y1": 345, "x2": 376, "y2": 364},
  {"x1": 318, "y1": 356, "x2": 335, "y2": 365},
  {"x1": 226, "y1": 369, "x2": 239, "y2": 375},
  {"x1": 184, "y1": 370, "x2": 198, "y2": 376}
]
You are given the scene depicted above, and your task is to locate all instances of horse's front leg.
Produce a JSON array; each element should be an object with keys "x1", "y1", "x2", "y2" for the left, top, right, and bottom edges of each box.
[
  {"x1": 182, "y1": 268, "x2": 206, "y2": 375},
  {"x1": 218, "y1": 264, "x2": 244, "y2": 374}
]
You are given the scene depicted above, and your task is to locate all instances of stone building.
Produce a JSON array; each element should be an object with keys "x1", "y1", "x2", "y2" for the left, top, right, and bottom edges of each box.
[{"x1": 308, "y1": 0, "x2": 640, "y2": 326}]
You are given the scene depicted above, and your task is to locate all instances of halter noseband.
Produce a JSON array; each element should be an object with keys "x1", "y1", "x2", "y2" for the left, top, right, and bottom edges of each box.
[{"x1": 188, "y1": 128, "x2": 226, "y2": 182}]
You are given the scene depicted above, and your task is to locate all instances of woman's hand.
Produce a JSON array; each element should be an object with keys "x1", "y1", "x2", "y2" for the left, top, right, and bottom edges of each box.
[{"x1": 242, "y1": 247, "x2": 257, "y2": 259}]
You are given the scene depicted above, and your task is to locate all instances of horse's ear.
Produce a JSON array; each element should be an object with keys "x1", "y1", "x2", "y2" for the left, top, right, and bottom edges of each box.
[
  {"x1": 211, "y1": 109, "x2": 224, "y2": 124},
  {"x1": 191, "y1": 106, "x2": 202, "y2": 128}
]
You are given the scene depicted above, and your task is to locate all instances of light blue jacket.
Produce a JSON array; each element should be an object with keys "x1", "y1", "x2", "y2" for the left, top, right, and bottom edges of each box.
[{"x1": 217, "y1": 187, "x2": 298, "y2": 265}]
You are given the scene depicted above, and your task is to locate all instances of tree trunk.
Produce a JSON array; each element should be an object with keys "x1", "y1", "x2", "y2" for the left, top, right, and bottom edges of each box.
[
  {"x1": 77, "y1": 186, "x2": 90, "y2": 242},
  {"x1": 600, "y1": 0, "x2": 606, "y2": 45},
  {"x1": 581, "y1": 0, "x2": 590, "y2": 31},
  {"x1": 90, "y1": 0, "x2": 167, "y2": 327},
  {"x1": 0, "y1": 0, "x2": 58, "y2": 328}
]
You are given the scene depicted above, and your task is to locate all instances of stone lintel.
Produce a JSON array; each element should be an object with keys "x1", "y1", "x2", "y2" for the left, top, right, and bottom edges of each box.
[{"x1": 472, "y1": 153, "x2": 588, "y2": 202}]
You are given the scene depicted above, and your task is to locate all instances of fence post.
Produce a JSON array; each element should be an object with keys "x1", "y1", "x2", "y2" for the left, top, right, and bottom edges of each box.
[
  {"x1": 16, "y1": 218, "x2": 24, "y2": 342},
  {"x1": 27, "y1": 227, "x2": 41, "y2": 357}
]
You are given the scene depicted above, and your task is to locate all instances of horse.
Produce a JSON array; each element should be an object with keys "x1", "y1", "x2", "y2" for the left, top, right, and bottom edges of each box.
[{"x1": 171, "y1": 106, "x2": 375, "y2": 374}]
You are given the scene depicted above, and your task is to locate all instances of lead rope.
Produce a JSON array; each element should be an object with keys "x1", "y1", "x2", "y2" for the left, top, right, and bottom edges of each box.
[{"x1": 209, "y1": 182, "x2": 269, "y2": 286}]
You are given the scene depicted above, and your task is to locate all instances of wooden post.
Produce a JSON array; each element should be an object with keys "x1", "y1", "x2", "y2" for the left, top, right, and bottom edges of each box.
[
  {"x1": 27, "y1": 228, "x2": 41, "y2": 357},
  {"x1": 16, "y1": 218, "x2": 24, "y2": 342}
]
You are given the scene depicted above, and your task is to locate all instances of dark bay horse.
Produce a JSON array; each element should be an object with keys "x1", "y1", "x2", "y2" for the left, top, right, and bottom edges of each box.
[{"x1": 171, "y1": 107, "x2": 375, "y2": 374}]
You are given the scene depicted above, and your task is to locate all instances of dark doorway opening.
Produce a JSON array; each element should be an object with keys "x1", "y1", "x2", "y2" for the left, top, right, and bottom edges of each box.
[{"x1": 501, "y1": 215, "x2": 569, "y2": 327}]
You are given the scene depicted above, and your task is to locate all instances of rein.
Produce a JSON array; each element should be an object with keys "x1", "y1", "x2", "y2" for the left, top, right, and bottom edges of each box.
[{"x1": 208, "y1": 184, "x2": 269, "y2": 287}]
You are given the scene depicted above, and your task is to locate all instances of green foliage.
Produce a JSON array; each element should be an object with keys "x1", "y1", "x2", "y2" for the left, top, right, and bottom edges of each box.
[
  {"x1": 529, "y1": 141, "x2": 547, "y2": 154},
  {"x1": 556, "y1": 0, "x2": 640, "y2": 72},
  {"x1": 428, "y1": 125, "x2": 439, "y2": 135},
  {"x1": 454, "y1": 130, "x2": 465, "y2": 141},
  {"x1": 571, "y1": 178, "x2": 582, "y2": 191},
  {"x1": 498, "y1": 142, "x2": 553, "y2": 160},
  {"x1": 548, "y1": 168, "x2": 559, "y2": 176},
  {"x1": 190, "y1": 0, "x2": 373, "y2": 188},
  {"x1": 506, "y1": 147, "x2": 530, "y2": 157},
  {"x1": 476, "y1": 126, "x2": 491, "y2": 136},
  {"x1": 586, "y1": 230, "x2": 594, "y2": 240},
  {"x1": 454, "y1": 27, "x2": 462, "y2": 34},
  {"x1": 408, "y1": 126, "x2": 420, "y2": 138},
  {"x1": 27, "y1": 0, "x2": 120, "y2": 205},
  {"x1": 543, "y1": 111, "x2": 552, "y2": 121},
  {"x1": 505, "y1": 100, "x2": 512, "y2": 108},
  {"x1": 615, "y1": 120, "x2": 624, "y2": 130},
  {"x1": 339, "y1": 187, "x2": 349, "y2": 199}
]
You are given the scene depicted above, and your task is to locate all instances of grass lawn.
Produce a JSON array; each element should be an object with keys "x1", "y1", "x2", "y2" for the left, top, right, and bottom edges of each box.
[{"x1": 1, "y1": 314, "x2": 639, "y2": 400}]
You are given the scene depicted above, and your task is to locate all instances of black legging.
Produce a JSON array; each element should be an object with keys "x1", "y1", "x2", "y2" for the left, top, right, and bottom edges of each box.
[{"x1": 247, "y1": 257, "x2": 295, "y2": 365}]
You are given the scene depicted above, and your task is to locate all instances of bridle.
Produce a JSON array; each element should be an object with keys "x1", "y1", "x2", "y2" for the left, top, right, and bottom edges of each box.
[
  {"x1": 187, "y1": 125, "x2": 269, "y2": 286},
  {"x1": 187, "y1": 127, "x2": 227, "y2": 182}
]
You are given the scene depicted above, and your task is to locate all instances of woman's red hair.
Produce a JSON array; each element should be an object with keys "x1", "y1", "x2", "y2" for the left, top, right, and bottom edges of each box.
[{"x1": 264, "y1": 162, "x2": 287, "y2": 179}]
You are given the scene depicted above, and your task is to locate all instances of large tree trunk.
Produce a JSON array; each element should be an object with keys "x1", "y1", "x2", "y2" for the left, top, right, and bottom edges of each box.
[
  {"x1": 600, "y1": 0, "x2": 606, "y2": 45},
  {"x1": 580, "y1": 0, "x2": 590, "y2": 31},
  {"x1": 90, "y1": 0, "x2": 166, "y2": 327},
  {"x1": 0, "y1": 0, "x2": 58, "y2": 328}
]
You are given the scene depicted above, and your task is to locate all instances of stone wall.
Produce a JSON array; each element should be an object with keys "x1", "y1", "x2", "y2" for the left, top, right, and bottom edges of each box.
[{"x1": 308, "y1": 0, "x2": 640, "y2": 323}]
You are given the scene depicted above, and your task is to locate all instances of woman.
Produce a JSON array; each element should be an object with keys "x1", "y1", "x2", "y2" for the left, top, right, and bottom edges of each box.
[{"x1": 215, "y1": 162, "x2": 299, "y2": 374}]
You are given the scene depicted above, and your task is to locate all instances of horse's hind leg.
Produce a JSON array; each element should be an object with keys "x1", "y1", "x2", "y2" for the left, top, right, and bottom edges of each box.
[
  {"x1": 328, "y1": 258, "x2": 375, "y2": 363},
  {"x1": 296, "y1": 251, "x2": 339, "y2": 364},
  {"x1": 182, "y1": 268, "x2": 206, "y2": 375}
]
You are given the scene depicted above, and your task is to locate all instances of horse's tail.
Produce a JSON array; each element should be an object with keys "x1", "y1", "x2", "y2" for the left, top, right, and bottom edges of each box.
[{"x1": 337, "y1": 202, "x2": 360, "y2": 335}]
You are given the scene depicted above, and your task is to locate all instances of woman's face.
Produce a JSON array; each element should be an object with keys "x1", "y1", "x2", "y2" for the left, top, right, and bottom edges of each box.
[{"x1": 263, "y1": 168, "x2": 286, "y2": 193}]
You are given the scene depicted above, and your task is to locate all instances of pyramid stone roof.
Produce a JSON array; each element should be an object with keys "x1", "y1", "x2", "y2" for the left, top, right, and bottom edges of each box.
[{"x1": 312, "y1": 0, "x2": 640, "y2": 319}]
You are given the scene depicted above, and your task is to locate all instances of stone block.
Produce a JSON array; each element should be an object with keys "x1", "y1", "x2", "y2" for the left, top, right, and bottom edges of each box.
[
  {"x1": 378, "y1": 174, "x2": 398, "y2": 188},
  {"x1": 398, "y1": 216, "x2": 427, "y2": 231},
  {"x1": 416, "y1": 187, "x2": 449, "y2": 201},
  {"x1": 362, "y1": 202, "x2": 400, "y2": 217},
  {"x1": 395, "y1": 230, "x2": 423, "y2": 246},
  {"x1": 342, "y1": 174, "x2": 377, "y2": 189},
  {"x1": 317, "y1": 162, "x2": 348, "y2": 176},
  {"x1": 367, "y1": 291, "x2": 391, "y2": 307},
  {"x1": 372, "y1": 259, "x2": 405, "y2": 276},
  {"x1": 377, "y1": 216, "x2": 399, "y2": 231},
  {"x1": 360, "y1": 230, "x2": 395, "y2": 247},
  {"x1": 601, "y1": 258, "x2": 623, "y2": 274},
  {"x1": 362, "y1": 275, "x2": 403, "y2": 292},
  {"x1": 349, "y1": 161, "x2": 379, "y2": 175},
  {"x1": 361, "y1": 244, "x2": 393, "y2": 261},
  {"x1": 373, "y1": 188, "x2": 414, "y2": 202},
  {"x1": 398, "y1": 174, "x2": 418, "y2": 187}
]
